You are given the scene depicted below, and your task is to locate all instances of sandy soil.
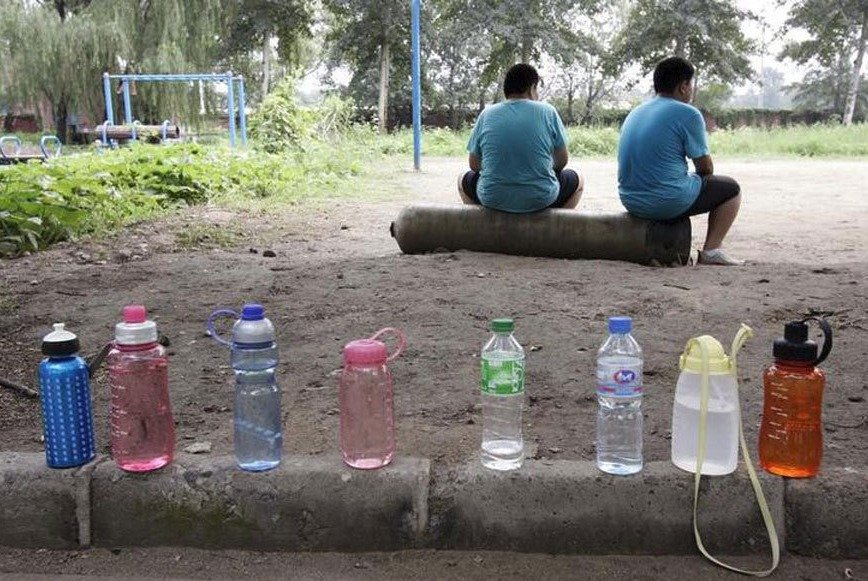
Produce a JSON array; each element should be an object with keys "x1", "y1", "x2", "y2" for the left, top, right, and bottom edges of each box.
[
  {"x1": 1, "y1": 158, "x2": 866, "y2": 469},
  {"x1": 0, "y1": 547, "x2": 864, "y2": 580}
]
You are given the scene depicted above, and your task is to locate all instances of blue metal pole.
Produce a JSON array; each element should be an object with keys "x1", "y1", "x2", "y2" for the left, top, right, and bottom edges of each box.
[
  {"x1": 226, "y1": 73, "x2": 237, "y2": 147},
  {"x1": 237, "y1": 77, "x2": 248, "y2": 146},
  {"x1": 411, "y1": 0, "x2": 422, "y2": 170},
  {"x1": 103, "y1": 73, "x2": 114, "y2": 125},
  {"x1": 122, "y1": 81, "x2": 133, "y2": 129}
]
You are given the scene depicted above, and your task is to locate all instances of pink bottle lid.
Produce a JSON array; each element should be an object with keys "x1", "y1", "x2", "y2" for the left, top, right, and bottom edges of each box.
[
  {"x1": 343, "y1": 339, "x2": 388, "y2": 365},
  {"x1": 343, "y1": 328, "x2": 405, "y2": 365}
]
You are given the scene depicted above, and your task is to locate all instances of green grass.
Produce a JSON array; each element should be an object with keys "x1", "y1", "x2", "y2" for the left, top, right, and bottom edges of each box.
[
  {"x1": 174, "y1": 223, "x2": 240, "y2": 249},
  {"x1": 379, "y1": 123, "x2": 868, "y2": 159}
]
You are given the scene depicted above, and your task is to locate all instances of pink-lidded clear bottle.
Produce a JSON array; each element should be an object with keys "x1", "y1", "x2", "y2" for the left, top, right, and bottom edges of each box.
[
  {"x1": 339, "y1": 328, "x2": 405, "y2": 469},
  {"x1": 108, "y1": 305, "x2": 175, "y2": 472}
]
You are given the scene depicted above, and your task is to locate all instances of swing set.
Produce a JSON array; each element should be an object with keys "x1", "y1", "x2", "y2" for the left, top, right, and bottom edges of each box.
[{"x1": 99, "y1": 72, "x2": 248, "y2": 147}]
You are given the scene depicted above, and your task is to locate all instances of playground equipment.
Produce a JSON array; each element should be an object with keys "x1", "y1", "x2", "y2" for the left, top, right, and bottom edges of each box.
[
  {"x1": 0, "y1": 135, "x2": 62, "y2": 165},
  {"x1": 102, "y1": 72, "x2": 247, "y2": 147},
  {"x1": 80, "y1": 121, "x2": 183, "y2": 148},
  {"x1": 390, "y1": 203, "x2": 692, "y2": 266}
]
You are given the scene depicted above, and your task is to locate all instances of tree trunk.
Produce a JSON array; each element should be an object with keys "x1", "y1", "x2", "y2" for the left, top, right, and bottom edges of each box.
[
  {"x1": 261, "y1": 32, "x2": 272, "y2": 98},
  {"x1": 566, "y1": 76, "x2": 575, "y2": 125},
  {"x1": 53, "y1": 97, "x2": 69, "y2": 145},
  {"x1": 843, "y1": 9, "x2": 868, "y2": 125},
  {"x1": 377, "y1": 40, "x2": 391, "y2": 134},
  {"x1": 674, "y1": 34, "x2": 686, "y2": 58}
]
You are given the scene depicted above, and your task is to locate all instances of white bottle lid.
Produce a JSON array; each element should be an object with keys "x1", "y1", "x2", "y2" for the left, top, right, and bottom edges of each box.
[{"x1": 115, "y1": 305, "x2": 158, "y2": 345}]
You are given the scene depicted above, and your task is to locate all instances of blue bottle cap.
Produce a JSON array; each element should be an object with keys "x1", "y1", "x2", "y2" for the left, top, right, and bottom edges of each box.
[
  {"x1": 241, "y1": 304, "x2": 265, "y2": 321},
  {"x1": 608, "y1": 316, "x2": 632, "y2": 334}
]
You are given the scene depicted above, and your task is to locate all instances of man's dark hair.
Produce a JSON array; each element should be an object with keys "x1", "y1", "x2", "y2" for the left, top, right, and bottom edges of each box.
[
  {"x1": 653, "y1": 57, "x2": 695, "y2": 94},
  {"x1": 503, "y1": 63, "x2": 540, "y2": 97}
]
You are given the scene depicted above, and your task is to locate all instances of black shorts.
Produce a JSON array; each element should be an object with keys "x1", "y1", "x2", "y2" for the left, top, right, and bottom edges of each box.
[
  {"x1": 461, "y1": 169, "x2": 580, "y2": 210},
  {"x1": 678, "y1": 175, "x2": 741, "y2": 217}
]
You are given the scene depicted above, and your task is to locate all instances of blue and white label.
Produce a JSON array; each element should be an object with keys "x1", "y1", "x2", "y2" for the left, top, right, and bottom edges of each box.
[{"x1": 597, "y1": 363, "x2": 643, "y2": 397}]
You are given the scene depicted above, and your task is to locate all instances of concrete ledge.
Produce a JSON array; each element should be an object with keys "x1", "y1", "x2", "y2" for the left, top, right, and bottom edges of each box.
[
  {"x1": 90, "y1": 454, "x2": 430, "y2": 551},
  {"x1": 0, "y1": 453, "x2": 80, "y2": 548},
  {"x1": 430, "y1": 460, "x2": 785, "y2": 554},
  {"x1": 5, "y1": 453, "x2": 867, "y2": 557},
  {"x1": 786, "y1": 467, "x2": 868, "y2": 558}
]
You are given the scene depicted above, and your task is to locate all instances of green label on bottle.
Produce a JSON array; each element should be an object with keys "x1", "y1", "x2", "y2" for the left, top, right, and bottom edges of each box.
[{"x1": 481, "y1": 359, "x2": 525, "y2": 396}]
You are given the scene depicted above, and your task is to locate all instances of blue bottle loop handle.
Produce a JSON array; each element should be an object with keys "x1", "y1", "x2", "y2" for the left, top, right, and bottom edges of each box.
[{"x1": 207, "y1": 309, "x2": 240, "y2": 347}]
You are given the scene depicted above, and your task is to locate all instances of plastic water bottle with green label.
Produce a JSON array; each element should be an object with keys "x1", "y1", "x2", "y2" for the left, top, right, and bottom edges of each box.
[{"x1": 480, "y1": 318, "x2": 525, "y2": 470}]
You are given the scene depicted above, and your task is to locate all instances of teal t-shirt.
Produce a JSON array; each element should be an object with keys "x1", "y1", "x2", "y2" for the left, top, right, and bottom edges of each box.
[
  {"x1": 467, "y1": 100, "x2": 568, "y2": 213},
  {"x1": 617, "y1": 97, "x2": 709, "y2": 220}
]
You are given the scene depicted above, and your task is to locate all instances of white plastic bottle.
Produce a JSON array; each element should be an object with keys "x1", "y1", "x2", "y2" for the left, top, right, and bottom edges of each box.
[
  {"x1": 480, "y1": 318, "x2": 525, "y2": 471},
  {"x1": 596, "y1": 316, "x2": 643, "y2": 475}
]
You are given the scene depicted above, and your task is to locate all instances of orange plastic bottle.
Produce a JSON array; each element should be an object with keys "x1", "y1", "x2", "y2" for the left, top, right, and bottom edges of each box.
[{"x1": 759, "y1": 318, "x2": 832, "y2": 478}]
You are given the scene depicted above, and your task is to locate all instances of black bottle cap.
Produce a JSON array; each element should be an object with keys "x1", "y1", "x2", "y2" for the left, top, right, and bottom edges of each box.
[
  {"x1": 773, "y1": 318, "x2": 833, "y2": 365},
  {"x1": 773, "y1": 321, "x2": 817, "y2": 362},
  {"x1": 41, "y1": 323, "x2": 81, "y2": 357}
]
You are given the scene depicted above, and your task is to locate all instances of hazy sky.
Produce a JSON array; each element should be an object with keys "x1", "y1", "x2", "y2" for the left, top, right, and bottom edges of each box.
[{"x1": 736, "y1": 0, "x2": 810, "y2": 86}]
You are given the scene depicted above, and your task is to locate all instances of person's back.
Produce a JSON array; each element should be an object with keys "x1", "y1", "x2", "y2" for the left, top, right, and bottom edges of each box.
[
  {"x1": 616, "y1": 56, "x2": 745, "y2": 266},
  {"x1": 459, "y1": 63, "x2": 583, "y2": 214},
  {"x1": 471, "y1": 99, "x2": 564, "y2": 212},
  {"x1": 618, "y1": 97, "x2": 706, "y2": 220}
]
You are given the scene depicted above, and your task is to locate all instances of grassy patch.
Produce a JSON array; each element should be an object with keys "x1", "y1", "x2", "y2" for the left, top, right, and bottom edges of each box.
[
  {"x1": 174, "y1": 223, "x2": 240, "y2": 249},
  {"x1": 0, "y1": 283, "x2": 16, "y2": 315},
  {"x1": 379, "y1": 123, "x2": 868, "y2": 159}
]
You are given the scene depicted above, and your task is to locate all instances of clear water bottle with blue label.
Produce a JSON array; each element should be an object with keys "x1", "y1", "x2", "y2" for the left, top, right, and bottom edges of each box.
[
  {"x1": 208, "y1": 304, "x2": 282, "y2": 471},
  {"x1": 596, "y1": 316, "x2": 643, "y2": 475},
  {"x1": 38, "y1": 323, "x2": 96, "y2": 469}
]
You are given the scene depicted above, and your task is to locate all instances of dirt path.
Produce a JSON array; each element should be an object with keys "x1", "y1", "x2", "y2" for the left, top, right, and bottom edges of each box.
[{"x1": 1, "y1": 158, "x2": 866, "y2": 469}]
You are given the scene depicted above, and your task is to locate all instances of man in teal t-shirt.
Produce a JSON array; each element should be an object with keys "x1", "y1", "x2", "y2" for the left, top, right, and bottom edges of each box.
[
  {"x1": 459, "y1": 63, "x2": 583, "y2": 213},
  {"x1": 618, "y1": 57, "x2": 744, "y2": 266}
]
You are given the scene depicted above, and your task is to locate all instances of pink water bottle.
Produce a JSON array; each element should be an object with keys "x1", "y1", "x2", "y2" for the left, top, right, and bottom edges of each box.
[
  {"x1": 108, "y1": 305, "x2": 175, "y2": 472},
  {"x1": 340, "y1": 328, "x2": 405, "y2": 469}
]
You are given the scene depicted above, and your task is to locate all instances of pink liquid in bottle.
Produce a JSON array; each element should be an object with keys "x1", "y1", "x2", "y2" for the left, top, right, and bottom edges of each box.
[
  {"x1": 108, "y1": 305, "x2": 175, "y2": 472},
  {"x1": 339, "y1": 329, "x2": 404, "y2": 469}
]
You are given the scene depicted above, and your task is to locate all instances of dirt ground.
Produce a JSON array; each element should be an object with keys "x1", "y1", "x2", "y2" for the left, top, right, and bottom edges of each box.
[
  {"x1": 1, "y1": 158, "x2": 866, "y2": 469},
  {"x1": 0, "y1": 547, "x2": 864, "y2": 580}
]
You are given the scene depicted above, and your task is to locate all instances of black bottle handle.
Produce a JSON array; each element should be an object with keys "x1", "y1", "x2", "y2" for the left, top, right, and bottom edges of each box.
[{"x1": 801, "y1": 317, "x2": 833, "y2": 366}]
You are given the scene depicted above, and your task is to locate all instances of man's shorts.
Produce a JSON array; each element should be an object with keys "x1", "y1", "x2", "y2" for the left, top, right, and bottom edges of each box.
[
  {"x1": 678, "y1": 175, "x2": 741, "y2": 217},
  {"x1": 461, "y1": 169, "x2": 580, "y2": 210}
]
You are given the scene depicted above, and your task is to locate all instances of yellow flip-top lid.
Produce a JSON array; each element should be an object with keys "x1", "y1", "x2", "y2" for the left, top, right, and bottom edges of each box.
[
  {"x1": 679, "y1": 325, "x2": 754, "y2": 375},
  {"x1": 680, "y1": 335, "x2": 732, "y2": 373}
]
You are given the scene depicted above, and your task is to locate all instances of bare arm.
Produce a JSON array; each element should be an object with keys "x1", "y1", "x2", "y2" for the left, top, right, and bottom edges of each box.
[
  {"x1": 553, "y1": 147, "x2": 569, "y2": 172},
  {"x1": 469, "y1": 153, "x2": 481, "y2": 172},
  {"x1": 693, "y1": 155, "x2": 713, "y2": 176}
]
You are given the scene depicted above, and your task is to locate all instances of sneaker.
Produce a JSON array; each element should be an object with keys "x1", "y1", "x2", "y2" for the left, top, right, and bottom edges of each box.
[{"x1": 698, "y1": 248, "x2": 745, "y2": 266}]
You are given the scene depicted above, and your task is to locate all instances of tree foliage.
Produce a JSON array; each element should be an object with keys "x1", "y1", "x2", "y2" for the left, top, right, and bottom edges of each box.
[
  {"x1": 614, "y1": 0, "x2": 755, "y2": 90},
  {"x1": 781, "y1": 0, "x2": 868, "y2": 124}
]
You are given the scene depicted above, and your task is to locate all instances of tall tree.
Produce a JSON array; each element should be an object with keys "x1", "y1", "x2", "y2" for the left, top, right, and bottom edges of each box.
[
  {"x1": 0, "y1": 1, "x2": 126, "y2": 142},
  {"x1": 614, "y1": 0, "x2": 755, "y2": 94},
  {"x1": 549, "y1": 0, "x2": 632, "y2": 124},
  {"x1": 0, "y1": 0, "x2": 230, "y2": 139},
  {"x1": 324, "y1": 0, "x2": 411, "y2": 133},
  {"x1": 220, "y1": 0, "x2": 313, "y2": 99},
  {"x1": 781, "y1": 0, "x2": 868, "y2": 125}
]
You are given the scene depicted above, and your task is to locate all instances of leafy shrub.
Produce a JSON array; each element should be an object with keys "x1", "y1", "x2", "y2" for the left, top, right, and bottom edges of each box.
[{"x1": 248, "y1": 78, "x2": 315, "y2": 153}]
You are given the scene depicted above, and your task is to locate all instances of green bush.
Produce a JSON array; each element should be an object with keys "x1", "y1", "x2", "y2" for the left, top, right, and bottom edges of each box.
[
  {"x1": 248, "y1": 78, "x2": 315, "y2": 153},
  {"x1": 0, "y1": 139, "x2": 378, "y2": 257}
]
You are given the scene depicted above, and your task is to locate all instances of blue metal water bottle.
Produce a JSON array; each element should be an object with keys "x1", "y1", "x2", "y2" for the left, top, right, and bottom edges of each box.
[{"x1": 37, "y1": 323, "x2": 96, "y2": 468}]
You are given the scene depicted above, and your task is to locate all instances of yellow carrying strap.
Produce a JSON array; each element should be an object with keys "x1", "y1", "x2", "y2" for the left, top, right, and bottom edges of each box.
[{"x1": 692, "y1": 324, "x2": 780, "y2": 576}]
